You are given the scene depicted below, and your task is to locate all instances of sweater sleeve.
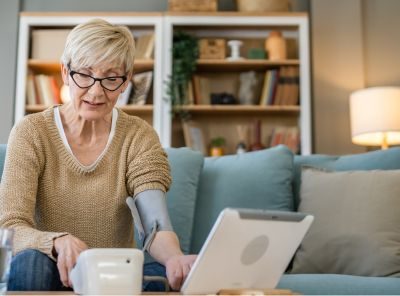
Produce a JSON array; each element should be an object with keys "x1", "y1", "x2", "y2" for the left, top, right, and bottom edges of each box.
[
  {"x1": 126, "y1": 120, "x2": 171, "y2": 197},
  {"x1": 0, "y1": 118, "x2": 68, "y2": 259}
]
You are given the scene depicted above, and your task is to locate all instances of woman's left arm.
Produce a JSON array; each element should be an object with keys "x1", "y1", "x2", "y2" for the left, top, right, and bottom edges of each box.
[
  {"x1": 125, "y1": 120, "x2": 196, "y2": 289},
  {"x1": 149, "y1": 231, "x2": 197, "y2": 291}
]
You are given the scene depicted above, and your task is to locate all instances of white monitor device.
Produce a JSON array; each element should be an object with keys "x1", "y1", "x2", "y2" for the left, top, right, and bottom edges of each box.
[{"x1": 181, "y1": 208, "x2": 314, "y2": 295}]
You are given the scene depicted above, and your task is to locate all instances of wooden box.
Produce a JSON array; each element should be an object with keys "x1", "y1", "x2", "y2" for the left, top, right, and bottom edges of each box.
[
  {"x1": 199, "y1": 39, "x2": 226, "y2": 59},
  {"x1": 236, "y1": 0, "x2": 291, "y2": 12},
  {"x1": 168, "y1": 0, "x2": 218, "y2": 12}
]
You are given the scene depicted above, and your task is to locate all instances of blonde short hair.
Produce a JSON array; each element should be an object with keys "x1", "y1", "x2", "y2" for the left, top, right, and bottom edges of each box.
[{"x1": 61, "y1": 18, "x2": 135, "y2": 75}]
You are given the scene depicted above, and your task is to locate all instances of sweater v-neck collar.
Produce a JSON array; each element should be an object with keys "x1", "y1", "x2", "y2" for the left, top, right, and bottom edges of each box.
[{"x1": 43, "y1": 107, "x2": 125, "y2": 174}]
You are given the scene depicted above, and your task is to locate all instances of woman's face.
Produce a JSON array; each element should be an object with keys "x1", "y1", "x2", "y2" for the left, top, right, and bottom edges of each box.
[{"x1": 61, "y1": 63, "x2": 130, "y2": 121}]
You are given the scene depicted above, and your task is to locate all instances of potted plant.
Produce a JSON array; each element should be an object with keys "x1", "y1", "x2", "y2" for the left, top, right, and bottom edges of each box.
[
  {"x1": 166, "y1": 31, "x2": 199, "y2": 120},
  {"x1": 210, "y1": 137, "x2": 226, "y2": 156}
]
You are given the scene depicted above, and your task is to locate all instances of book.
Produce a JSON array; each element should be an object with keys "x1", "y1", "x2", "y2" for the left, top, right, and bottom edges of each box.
[
  {"x1": 259, "y1": 70, "x2": 270, "y2": 105},
  {"x1": 116, "y1": 81, "x2": 133, "y2": 107},
  {"x1": 273, "y1": 68, "x2": 284, "y2": 105},
  {"x1": 48, "y1": 76, "x2": 62, "y2": 104},
  {"x1": 287, "y1": 66, "x2": 300, "y2": 105},
  {"x1": 269, "y1": 126, "x2": 287, "y2": 147},
  {"x1": 186, "y1": 80, "x2": 195, "y2": 105},
  {"x1": 284, "y1": 126, "x2": 300, "y2": 153},
  {"x1": 35, "y1": 74, "x2": 53, "y2": 106},
  {"x1": 135, "y1": 34, "x2": 155, "y2": 59},
  {"x1": 269, "y1": 126, "x2": 300, "y2": 154},
  {"x1": 192, "y1": 75, "x2": 210, "y2": 105},
  {"x1": 267, "y1": 70, "x2": 279, "y2": 105},
  {"x1": 277, "y1": 67, "x2": 290, "y2": 105},
  {"x1": 129, "y1": 71, "x2": 153, "y2": 105},
  {"x1": 26, "y1": 75, "x2": 38, "y2": 106}
]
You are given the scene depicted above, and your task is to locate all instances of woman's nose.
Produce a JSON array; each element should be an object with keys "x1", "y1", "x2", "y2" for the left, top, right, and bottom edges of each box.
[{"x1": 88, "y1": 80, "x2": 104, "y2": 95}]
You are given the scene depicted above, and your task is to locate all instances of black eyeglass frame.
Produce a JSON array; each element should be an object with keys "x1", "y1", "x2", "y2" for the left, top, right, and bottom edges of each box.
[{"x1": 68, "y1": 67, "x2": 127, "y2": 92}]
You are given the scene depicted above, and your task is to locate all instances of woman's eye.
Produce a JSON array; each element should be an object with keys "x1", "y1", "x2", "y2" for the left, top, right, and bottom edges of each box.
[
  {"x1": 77, "y1": 73, "x2": 91, "y2": 78},
  {"x1": 106, "y1": 77, "x2": 118, "y2": 82}
]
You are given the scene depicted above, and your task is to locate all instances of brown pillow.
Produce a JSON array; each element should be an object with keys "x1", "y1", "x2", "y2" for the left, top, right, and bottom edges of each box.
[{"x1": 291, "y1": 168, "x2": 400, "y2": 277}]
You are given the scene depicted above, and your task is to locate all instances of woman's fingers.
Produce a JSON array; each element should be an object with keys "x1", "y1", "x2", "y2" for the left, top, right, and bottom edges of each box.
[{"x1": 53, "y1": 234, "x2": 88, "y2": 287}]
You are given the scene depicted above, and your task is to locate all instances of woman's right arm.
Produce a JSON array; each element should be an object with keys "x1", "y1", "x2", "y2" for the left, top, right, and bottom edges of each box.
[{"x1": 0, "y1": 119, "x2": 68, "y2": 259}]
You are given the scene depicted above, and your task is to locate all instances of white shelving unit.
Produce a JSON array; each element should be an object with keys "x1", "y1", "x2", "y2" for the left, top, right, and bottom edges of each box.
[
  {"x1": 162, "y1": 12, "x2": 311, "y2": 154},
  {"x1": 15, "y1": 12, "x2": 166, "y2": 141},
  {"x1": 15, "y1": 12, "x2": 312, "y2": 154}
]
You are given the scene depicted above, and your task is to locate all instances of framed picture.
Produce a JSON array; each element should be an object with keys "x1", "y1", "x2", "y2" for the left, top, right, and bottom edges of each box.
[
  {"x1": 129, "y1": 71, "x2": 153, "y2": 105},
  {"x1": 182, "y1": 121, "x2": 207, "y2": 155}
]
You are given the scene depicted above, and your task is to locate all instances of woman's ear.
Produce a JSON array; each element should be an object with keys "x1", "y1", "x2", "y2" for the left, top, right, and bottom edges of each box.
[
  {"x1": 61, "y1": 63, "x2": 69, "y2": 86},
  {"x1": 121, "y1": 73, "x2": 132, "y2": 93}
]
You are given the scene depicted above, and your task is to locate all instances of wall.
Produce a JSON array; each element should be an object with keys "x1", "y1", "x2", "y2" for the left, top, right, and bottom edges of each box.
[
  {"x1": 363, "y1": 0, "x2": 400, "y2": 87},
  {"x1": 311, "y1": 0, "x2": 400, "y2": 154},
  {"x1": 311, "y1": 0, "x2": 365, "y2": 154},
  {"x1": 0, "y1": 0, "x2": 19, "y2": 143}
]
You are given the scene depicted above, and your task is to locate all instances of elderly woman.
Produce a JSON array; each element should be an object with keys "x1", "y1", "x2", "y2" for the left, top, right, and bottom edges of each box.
[{"x1": 0, "y1": 19, "x2": 196, "y2": 291}]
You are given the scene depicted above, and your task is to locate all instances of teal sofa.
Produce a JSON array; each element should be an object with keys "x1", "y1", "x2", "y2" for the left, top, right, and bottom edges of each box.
[
  {"x1": 1, "y1": 144, "x2": 400, "y2": 295},
  {"x1": 163, "y1": 145, "x2": 400, "y2": 295}
]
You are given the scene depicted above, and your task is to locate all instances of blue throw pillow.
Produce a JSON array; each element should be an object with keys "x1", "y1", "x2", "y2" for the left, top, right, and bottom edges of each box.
[{"x1": 190, "y1": 145, "x2": 295, "y2": 253}]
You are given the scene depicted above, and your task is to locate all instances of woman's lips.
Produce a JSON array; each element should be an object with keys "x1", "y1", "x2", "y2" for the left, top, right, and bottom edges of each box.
[{"x1": 83, "y1": 100, "x2": 105, "y2": 106}]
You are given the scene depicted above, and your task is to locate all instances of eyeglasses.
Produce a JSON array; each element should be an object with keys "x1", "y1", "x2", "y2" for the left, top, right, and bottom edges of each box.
[{"x1": 69, "y1": 68, "x2": 127, "y2": 91}]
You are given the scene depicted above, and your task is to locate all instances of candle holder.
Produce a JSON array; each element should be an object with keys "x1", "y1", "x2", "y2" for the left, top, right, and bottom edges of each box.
[{"x1": 227, "y1": 40, "x2": 244, "y2": 61}]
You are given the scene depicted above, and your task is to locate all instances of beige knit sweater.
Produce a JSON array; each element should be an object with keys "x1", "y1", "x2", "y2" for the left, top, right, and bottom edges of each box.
[{"x1": 0, "y1": 107, "x2": 171, "y2": 259}]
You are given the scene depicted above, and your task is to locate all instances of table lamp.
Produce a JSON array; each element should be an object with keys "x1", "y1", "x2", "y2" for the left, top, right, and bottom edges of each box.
[{"x1": 350, "y1": 87, "x2": 400, "y2": 149}]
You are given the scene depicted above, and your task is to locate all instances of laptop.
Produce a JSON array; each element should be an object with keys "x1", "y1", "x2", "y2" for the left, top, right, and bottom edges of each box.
[{"x1": 181, "y1": 208, "x2": 314, "y2": 295}]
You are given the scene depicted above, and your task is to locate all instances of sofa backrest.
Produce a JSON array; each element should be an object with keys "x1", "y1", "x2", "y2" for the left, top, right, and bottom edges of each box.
[
  {"x1": 189, "y1": 145, "x2": 295, "y2": 253},
  {"x1": 293, "y1": 147, "x2": 400, "y2": 209},
  {"x1": 0, "y1": 144, "x2": 6, "y2": 179}
]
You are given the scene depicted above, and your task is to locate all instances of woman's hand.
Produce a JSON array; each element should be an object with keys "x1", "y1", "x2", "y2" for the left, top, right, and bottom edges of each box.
[
  {"x1": 53, "y1": 234, "x2": 88, "y2": 287},
  {"x1": 165, "y1": 254, "x2": 197, "y2": 291}
]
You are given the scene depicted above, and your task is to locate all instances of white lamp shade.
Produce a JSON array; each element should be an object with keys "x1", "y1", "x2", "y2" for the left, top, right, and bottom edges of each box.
[{"x1": 350, "y1": 87, "x2": 400, "y2": 146}]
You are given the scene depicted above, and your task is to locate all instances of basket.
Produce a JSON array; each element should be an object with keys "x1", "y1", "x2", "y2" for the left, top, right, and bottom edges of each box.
[
  {"x1": 199, "y1": 38, "x2": 226, "y2": 59},
  {"x1": 169, "y1": 0, "x2": 218, "y2": 12},
  {"x1": 236, "y1": 0, "x2": 291, "y2": 12}
]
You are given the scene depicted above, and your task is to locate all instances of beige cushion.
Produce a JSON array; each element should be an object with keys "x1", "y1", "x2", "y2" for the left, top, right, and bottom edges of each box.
[{"x1": 291, "y1": 168, "x2": 400, "y2": 277}]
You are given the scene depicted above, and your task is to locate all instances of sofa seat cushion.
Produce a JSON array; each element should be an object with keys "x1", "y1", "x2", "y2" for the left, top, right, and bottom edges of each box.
[
  {"x1": 291, "y1": 168, "x2": 400, "y2": 277},
  {"x1": 190, "y1": 145, "x2": 295, "y2": 253},
  {"x1": 278, "y1": 274, "x2": 400, "y2": 295}
]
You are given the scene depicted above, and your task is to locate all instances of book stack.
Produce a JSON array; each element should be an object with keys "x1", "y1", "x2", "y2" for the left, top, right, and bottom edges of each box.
[
  {"x1": 135, "y1": 34, "x2": 155, "y2": 59},
  {"x1": 259, "y1": 66, "x2": 299, "y2": 106},
  {"x1": 26, "y1": 74, "x2": 62, "y2": 106},
  {"x1": 259, "y1": 69, "x2": 279, "y2": 105},
  {"x1": 269, "y1": 126, "x2": 300, "y2": 154},
  {"x1": 116, "y1": 71, "x2": 153, "y2": 106}
]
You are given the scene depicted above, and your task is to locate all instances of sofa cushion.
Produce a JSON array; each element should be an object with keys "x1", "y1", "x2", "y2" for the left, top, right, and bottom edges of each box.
[
  {"x1": 293, "y1": 147, "x2": 400, "y2": 209},
  {"x1": 190, "y1": 145, "x2": 295, "y2": 253},
  {"x1": 291, "y1": 168, "x2": 400, "y2": 277},
  {"x1": 0, "y1": 144, "x2": 6, "y2": 180},
  {"x1": 278, "y1": 274, "x2": 400, "y2": 295},
  {"x1": 165, "y1": 148, "x2": 204, "y2": 254}
]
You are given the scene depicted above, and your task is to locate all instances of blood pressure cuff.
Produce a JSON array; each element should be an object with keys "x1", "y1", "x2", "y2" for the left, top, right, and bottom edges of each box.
[{"x1": 126, "y1": 190, "x2": 173, "y2": 252}]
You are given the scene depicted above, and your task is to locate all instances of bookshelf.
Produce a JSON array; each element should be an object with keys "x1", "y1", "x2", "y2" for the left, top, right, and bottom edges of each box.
[
  {"x1": 15, "y1": 12, "x2": 164, "y2": 137},
  {"x1": 163, "y1": 12, "x2": 311, "y2": 155},
  {"x1": 15, "y1": 12, "x2": 311, "y2": 155}
]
